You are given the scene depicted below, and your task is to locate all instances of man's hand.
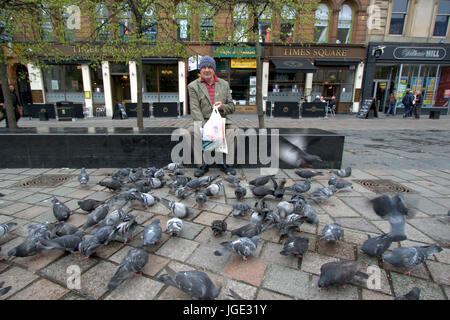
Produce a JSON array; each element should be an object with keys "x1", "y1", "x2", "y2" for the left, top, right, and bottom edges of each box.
[{"x1": 213, "y1": 101, "x2": 223, "y2": 110}]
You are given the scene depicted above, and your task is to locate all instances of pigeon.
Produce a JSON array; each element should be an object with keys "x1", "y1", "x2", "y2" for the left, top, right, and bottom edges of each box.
[
  {"x1": 39, "y1": 231, "x2": 84, "y2": 253},
  {"x1": 297, "y1": 149, "x2": 323, "y2": 164},
  {"x1": 290, "y1": 193, "x2": 306, "y2": 204},
  {"x1": 295, "y1": 202, "x2": 319, "y2": 225},
  {"x1": 214, "y1": 236, "x2": 259, "y2": 261},
  {"x1": 277, "y1": 201, "x2": 295, "y2": 219},
  {"x1": 154, "y1": 168, "x2": 165, "y2": 179},
  {"x1": 249, "y1": 175, "x2": 275, "y2": 187},
  {"x1": 211, "y1": 220, "x2": 227, "y2": 237},
  {"x1": 318, "y1": 260, "x2": 368, "y2": 289},
  {"x1": 234, "y1": 186, "x2": 247, "y2": 201},
  {"x1": 250, "y1": 185, "x2": 274, "y2": 198},
  {"x1": 163, "y1": 163, "x2": 184, "y2": 171},
  {"x1": 98, "y1": 179, "x2": 123, "y2": 192},
  {"x1": 92, "y1": 225, "x2": 115, "y2": 244},
  {"x1": 321, "y1": 222, "x2": 344, "y2": 243},
  {"x1": 54, "y1": 222, "x2": 79, "y2": 237},
  {"x1": 382, "y1": 244, "x2": 442, "y2": 275},
  {"x1": 0, "y1": 222, "x2": 17, "y2": 238},
  {"x1": 82, "y1": 203, "x2": 110, "y2": 230},
  {"x1": 78, "y1": 168, "x2": 89, "y2": 187},
  {"x1": 107, "y1": 248, "x2": 149, "y2": 291},
  {"x1": 370, "y1": 193, "x2": 415, "y2": 242},
  {"x1": 115, "y1": 168, "x2": 131, "y2": 178},
  {"x1": 52, "y1": 197, "x2": 71, "y2": 222},
  {"x1": 7, "y1": 232, "x2": 48, "y2": 258},
  {"x1": 361, "y1": 234, "x2": 394, "y2": 257},
  {"x1": 107, "y1": 214, "x2": 138, "y2": 244},
  {"x1": 128, "y1": 180, "x2": 150, "y2": 193},
  {"x1": 395, "y1": 287, "x2": 421, "y2": 300},
  {"x1": 78, "y1": 236, "x2": 102, "y2": 259},
  {"x1": 186, "y1": 175, "x2": 220, "y2": 191},
  {"x1": 27, "y1": 223, "x2": 57, "y2": 239},
  {"x1": 283, "y1": 213, "x2": 308, "y2": 233},
  {"x1": 328, "y1": 175, "x2": 353, "y2": 191},
  {"x1": 330, "y1": 166, "x2": 352, "y2": 178},
  {"x1": 140, "y1": 218, "x2": 162, "y2": 246},
  {"x1": 140, "y1": 193, "x2": 160, "y2": 208},
  {"x1": 148, "y1": 177, "x2": 164, "y2": 189},
  {"x1": 205, "y1": 181, "x2": 223, "y2": 198},
  {"x1": 126, "y1": 167, "x2": 143, "y2": 183},
  {"x1": 0, "y1": 281, "x2": 12, "y2": 297},
  {"x1": 174, "y1": 169, "x2": 185, "y2": 176},
  {"x1": 253, "y1": 197, "x2": 271, "y2": 214},
  {"x1": 309, "y1": 185, "x2": 337, "y2": 203},
  {"x1": 232, "y1": 202, "x2": 251, "y2": 217},
  {"x1": 77, "y1": 199, "x2": 104, "y2": 212},
  {"x1": 231, "y1": 221, "x2": 263, "y2": 238},
  {"x1": 98, "y1": 207, "x2": 126, "y2": 228},
  {"x1": 160, "y1": 198, "x2": 194, "y2": 219},
  {"x1": 166, "y1": 218, "x2": 183, "y2": 236},
  {"x1": 168, "y1": 175, "x2": 192, "y2": 189},
  {"x1": 280, "y1": 236, "x2": 309, "y2": 258},
  {"x1": 285, "y1": 179, "x2": 311, "y2": 194},
  {"x1": 195, "y1": 193, "x2": 208, "y2": 208},
  {"x1": 174, "y1": 186, "x2": 194, "y2": 200},
  {"x1": 224, "y1": 173, "x2": 240, "y2": 187},
  {"x1": 271, "y1": 177, "x2": 286, "y2": 199},
  {"x1": 158, "y1": 266, "x2": 219, "y2": 300},
  {"x1": 295, "y1": 170, "x2": 323, "y2": 179}
]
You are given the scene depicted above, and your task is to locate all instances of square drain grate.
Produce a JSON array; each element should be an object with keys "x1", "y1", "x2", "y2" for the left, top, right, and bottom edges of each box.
[
  {"x1": 353, "y1": 179, "x2": 416, "y2": 194},
  {"x1": 14, "y1": 174, "x2": 75, "y2": 188}
]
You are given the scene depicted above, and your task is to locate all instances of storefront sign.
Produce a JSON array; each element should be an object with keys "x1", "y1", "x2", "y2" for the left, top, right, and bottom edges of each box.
[
  {"x1": 398, "y1": 77, "x2": 408, "y2": 100},
  {"x1": 267, "y1": 45, "x2": 366, "y2": 60},
  {"x1": 411, "y1": 77, "x2": 424, "y2": 93},
  {"x1": 424, "y1": 77, "x2": 439, "y2": 105},
  {"x1": 215, "y1": 46, "x2": 260, "y2": 58},
  {"x1": 283, "y1": 48, "x2": 349, "y2": 58},
  {"x1": 393, "y1": 47, "x2": 446, "y2": 60},
  {"x1": 231, "y1": 59, "x2": 257, "y2": 69}
]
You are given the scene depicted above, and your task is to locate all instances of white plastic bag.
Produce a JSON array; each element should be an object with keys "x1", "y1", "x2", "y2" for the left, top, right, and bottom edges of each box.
[{"x1": 202, "y1": 107, "x2": 224, "y2": 142}]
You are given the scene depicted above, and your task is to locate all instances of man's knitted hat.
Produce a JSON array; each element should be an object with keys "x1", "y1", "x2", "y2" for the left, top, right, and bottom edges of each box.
[{"x1": 198, "y1": 55, "x2": 216, "y2": 72}]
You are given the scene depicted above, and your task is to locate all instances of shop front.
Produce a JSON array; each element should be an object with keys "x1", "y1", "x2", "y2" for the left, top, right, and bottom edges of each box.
[{"x1": 363, "y1": 43, "x2": 450, "y2": 113}]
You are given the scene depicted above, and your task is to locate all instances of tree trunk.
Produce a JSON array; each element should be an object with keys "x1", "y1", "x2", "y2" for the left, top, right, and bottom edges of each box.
[
  {"x1": 0, "y1": 51, "x2": 17, "y2": 129},
  {"x1": 252, "y1": 5, "x2": 265, "y2": 129},
  {"x1": 136, "y1": 58, "x2": 144, "y2": 129}
]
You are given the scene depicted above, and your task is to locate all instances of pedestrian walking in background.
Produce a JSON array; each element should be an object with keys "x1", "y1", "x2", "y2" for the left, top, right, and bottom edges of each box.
[
  {"x1": 0, "y1": 84, "x2": 21, "y2": 128},
  {"x1": 414, "y1": 90, "x2": 424, "y2": 119},
  {"x1": 386, "y1": 90, "x2": 397, "y2": 116},
  {"x1": 402, "y1": 90, "x2": 414, "y2": 118}
]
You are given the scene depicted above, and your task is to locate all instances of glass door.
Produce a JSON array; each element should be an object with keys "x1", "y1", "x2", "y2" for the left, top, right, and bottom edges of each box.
[{"x1": 372, "y1": 80, "x2": 388, "y2": 112}]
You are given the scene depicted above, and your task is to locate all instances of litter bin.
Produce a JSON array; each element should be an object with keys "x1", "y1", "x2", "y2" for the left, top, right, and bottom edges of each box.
[
  {"x1": 56, "y1": 101, "x2": 74, "y2": 121},
  {"x1": 429, "y1": 110, "x2": 440, "y2": 119},
  {"x1": 39, "y1": 108, "x2": 49, "y2": 121}
]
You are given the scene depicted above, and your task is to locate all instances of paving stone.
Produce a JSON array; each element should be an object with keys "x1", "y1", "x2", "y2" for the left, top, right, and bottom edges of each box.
[
  {"x1": 9, "y1": 278, "x2": 70, "y2": 300},
  {"x1": 435, "y1": 248, "x2": 450, "y2": 265},
  {"x1": 300, "y1": 252, "x2": 339, "y2": 275},
  {"x1": 320, "y1": 198, "x2": 361, "y2": 218},
  {"x1": 260, "y1": 227, "x2": 281, "y2": 243},
  {"x1": 259, "y1": 241, "x2": 299, "y2": 269},
  {"x1": 193, "y1": 211, "x2": 226, "y2": 227},
  {"x1": 426, "y1": 260, "x2": 450, "y2": 285},
  {"x1": 383, "y1": 259, "x2": 431, "y2": 280},
  {"x1": 361, "y1": 289, "x2": 393, "y2": 300},
  {"x1": 256, "y1": 289, "x2": 294, "y2": 300},
  {"x1": 343, "y1": 230, "x2": 370, "y2": 245},
  {"x1": 304, "y1": 274, "x2": 360, "y2": 300},
  {"x1": 79, "y1": 261, "x2": 118, "y2": 299},
  {"x1": 60, "y1": 292, "x2": 88, "y2": 300},
  {"x1": 95, "y1": 241, "x2": 124, "y2": 259},
  {"x1": 186, "y1": 243, "x2": 230, "y2": 273},
  {"x1": 262, "y1": 263, "x2": 310, "y2": 299},
  {"x1": 317, "y1": 241, "x2": 356, "y2": 260},
  {"x1": 32, "y1": 211, "x2": 57, "y2": 224},
  {"x1": 14, "y1": 249, "x2": 65, "y2": 271},
  {"x1": 65, "y1": 189, "x2": 97, "y2": 199},
  {"x1": 140, "y1": 254, "x2": 170, "y2": 277},
  {"x1": 21, "y1": 193, "x2": 53, "y2": 205},
  {"x1": 337, "y1": 218, "x2": 382, "y2": 234},
  {"x1": 408, "y1": 218, "x2": 450, "y2": 244},
  {"x1": 104, "y1": 276, "x2": 164, "y2": 300},
  {"x1": 0, "y1": 199, "x2": 14, "y2": 209},
  {"x1": 223, "y1": 255, "x2": 267, "y2": 287},
  {"x1": 194, "y1": 227, "x2": 232, "y2": 246},
  {"x1": 210, "y1": 203, "x2": 233, "y2": 215},
  {"x1": 0, "y1": 267, "x2": 39, "y2": 300},
  {"x1": 340, "y1": 196, "x2": 380, "y2": 220},
  {"x1": 217, "y1": 278, "x2": 258, "y2": 300},
  {"x1": 370, "y1": 220, "x2": 435, "y2": 244},
  {"x1": 390, "y1": 272, "x2": 446, "y2": 300},
  {"x1": 66, "y1": 213, "x2": 88, "y2": 228},
  {"x1": 412, "y1": 180, "x2": 450, "y2": 195},
  {"x1": 156, "y1": 237, "x2": 198, "y2": 262},
  {"x1": 1, "y1": 191, "x2": 34, "y2": 202},
  {"x1": 13, "y1": 205, "x2": 49, "y2": 220},
  {"x1": 0, "y1": 202, "x2": 33, "y2": 216},
  {"x1": 224, "y1": 216, "x2": 252, "y2": 231},
  {"x1": 85, "y1": 191, "x2": 115, "y2": 202}
]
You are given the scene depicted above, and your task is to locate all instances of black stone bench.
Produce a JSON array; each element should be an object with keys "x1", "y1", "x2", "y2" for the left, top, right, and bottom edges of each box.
[
  {"x1": 394, "y1": 107, "x2": 448, "y2": 118},
  {"x1": 0, "y1": 127, "x2": 344, "y2": 169}
]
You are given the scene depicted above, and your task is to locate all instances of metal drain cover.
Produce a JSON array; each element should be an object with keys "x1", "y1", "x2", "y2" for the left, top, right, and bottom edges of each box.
[
  {"x1": 14, "y1": 174, "x2": 75, "y2": 188},
  {"x1": 353, "y1": 179, "x2": 416, "y2": 194}
]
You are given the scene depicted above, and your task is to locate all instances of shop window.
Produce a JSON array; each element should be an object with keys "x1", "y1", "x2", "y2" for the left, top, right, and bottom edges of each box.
[
  {"x1": 40, "y1": 5, "x2": 54, "y2": 41},
  {"x1": 337, "y1": 4, "x2": 353, "y2": 44},
  {"x1": 177, "y1": 2, "x2": 190, "y2": 41},
  {"x1": 43, "y1": 64, "x2": 84, "y2": 102},
  {"x1": 389, "y1": 0, "x2": 409, "y2": 35},
  {"x1": 90, "y1": 66, "x2": 104, "y2": 103},
  {"x1": 119, "y1": 3, "x2": 133, "y2": 40},
  {"x1": 433, "y1": 0, "x2": 450, "y2": 37},
  {"x1": 143, "y1": 7, "x2": 157, "y2": 41},
  {"x1": 230, "y1": 69, "x2": 256, "y2": 104},
  {"x1": 281, "y1": 5, "x2": 295, "y2": 42},
  {"x1": 95, "y1": 3, "x2": 110, "y2": 41},
  {"x1": 200, "y1": 4, "x2": 214, "y2": 41},
  {"x1": 314, "y1": 3, "x2": 329, "y2": 43},
  {"x1": 143, "y1": 64, "x2": 178, "y2": 93},
  {"x1": 258, "y1": 5, "x2": 272, "y2": 43},
  {"x1": 233, "y1": 4, "x2": 248, "y2": 42}
]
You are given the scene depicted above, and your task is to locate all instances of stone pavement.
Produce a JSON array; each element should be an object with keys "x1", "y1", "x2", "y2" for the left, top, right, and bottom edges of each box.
[{"x1": 0, "y1": 167, "x2": 449, "y2": 300}]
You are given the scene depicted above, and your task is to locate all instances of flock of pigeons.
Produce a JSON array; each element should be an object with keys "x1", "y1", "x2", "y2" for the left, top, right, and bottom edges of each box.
[{"x1": 0, "y1": 164, "x2": 442, "y2": 300}]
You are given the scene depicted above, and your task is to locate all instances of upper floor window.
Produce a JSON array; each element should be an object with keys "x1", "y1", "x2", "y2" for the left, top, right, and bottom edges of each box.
[
  {"x1": 433, "y1": 0, "x2": 450, "y2": 36},
  {"x1": 40, "y1": 5, "x2": 54, "y2": 41},
  {"x1": 281, "y1": 5, "x2": 295, "y2": 42},
  {"x1": 314, "y1": 3, "x2": 329, "y2": 43},
  {"x1": 337, "y1": 4, "x2": 353, "y2": 43},
  {"x1": 389, "y1": 0, "x2": 409, "y2": 35},
  {"x1": 258, "y1": 5, "x2": 272, "y2": 42},
  {"x1": 95, "y1": 3, "x2": 110, "y2": 41},
  {"x1": 176, "y1": 2, "x2": 190, "y2": 41},
  {"x1": 200, "y1": 4, "x2": 214, "y2": 41},
  {"x1": 119, "y1": 2, "x2": 133, "y2": 40},
  {"x1": 143, "y1": 7, "x2": 157, "y2": 41},
  {"x1": 233, "y1": 4, "x2": 248, "y2": 42}
]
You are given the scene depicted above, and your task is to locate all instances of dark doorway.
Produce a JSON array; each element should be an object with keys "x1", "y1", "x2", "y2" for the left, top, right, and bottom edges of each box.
[
  {"x1": 111, "y1": 75, "x2": 131, "y2": 105},
  {"x1": 16, "y1": 64, "x2": 33, "y2": 115}
]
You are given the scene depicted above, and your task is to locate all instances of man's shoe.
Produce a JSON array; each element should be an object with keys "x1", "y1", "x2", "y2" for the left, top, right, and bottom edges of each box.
[
  {"x1": 219, "y1": 163, "x2": 236, "y2": 175},
  {"x1": 194, "y1": 164, "x2": 209, "y2": 177}
]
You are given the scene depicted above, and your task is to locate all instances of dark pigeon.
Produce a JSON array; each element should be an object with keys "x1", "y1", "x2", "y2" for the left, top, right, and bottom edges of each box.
[
  {"x1": 174, "y1": 186, "x2": 194, "y2": 200},
  {"x1": 285, "y1": 179, "x2": 311, "y2": 194},
  {"x1": 328, "y1": 175, "x2": 353, "y2": 191},
  {"x1": 139, "y1": 218, "x2": 162, "y2": 246},
  {"x1": 271, "y1": 177, "x2": 286, "y2": 199},
  {"x1": 214, "y1": 236, "x2": 259, "y2": 260},
  {"x1": 395, "y1": 287, "x2": 421, "y2": 300},
  {"x1": 330, "y1": 167, "x2": 352, "y2": 178},
  {"x1": 318, "y1": 260, "x2": 368, "y2": 289},
  {"x1": 98, "y1": 179, "x2": 123, "y2": 192},
  {"x1": 224, "y1": 173, "x2": 240, "y2": 187},
  {"x1": 249, "y1": 175, "x2": 275, "y2": 187},
  {"x1": 321, "y1": 222, "x2": 344, "y2": 243},
  {"x1": 92, "y1": 225, "x2": 115, "y2": 244},
  {"x1": 295, "y1": 170, "x2": 323, "y2": 179},
  {"x1": 78, "y1": 236, "x2": 102, "y2": 258},
  {"x1": 78, "y1": 199, "x2": 104, "y2": 212},
  {"x1": 186, "y1": 175, "x2": 220, "y2": 191},
  {"x1": 7, "y1": 231, "x2": 49, "y2": 258},
  {"x1": 211, "y1": 220, "x2": 227, "y2": 237},
  {"x1": 234, "y1": 186, "x2": 247, "y2": 201},
  {"x1": 280, "y1": 236, "x2": 309, "y2": 258},
  {"x1": 107, "y1": 248, "x2": 149, "y2": 291},
  {"x1": 39, "y1": 231, "x2": 84, "y2": 253},
  {"x1": 54, "y1": 222, "x2": 79, "y2": 237},
  {"x1": 232, "y1": 202, "x2": 251, "y2": 217},
  {"x1": 106, "y1": 214, "x2": 137, "y2": 244},
  {"x1": 82, "y1": 203, "x2": 110, "y2": 230},
  {"x1": 52, "y1": 197, "x2": 71, "y2": 222},
  {"x1": 361, "y1": 234, "x2": 394, "y2": 257},
  {"x1": 195, "y1": 193, "x2": 208, "y2": 208},
  {"x1": 231, "y1": 221, "x2": 263, "y2": 238},
  {"x1": 250, "y1": 185, "x2": 274, "y2": 198},
  {"x1": 382, "y1": 244, "x2": 442, "y2": 275}
]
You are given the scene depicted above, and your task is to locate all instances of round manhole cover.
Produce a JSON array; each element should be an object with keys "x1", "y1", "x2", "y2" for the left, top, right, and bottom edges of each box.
[
  {"x1": 353, "y1": 179, "x2": 416, "y2": 194},
  {"x1": 14, "y1": 174, "x2": 75, "y2": 188}
]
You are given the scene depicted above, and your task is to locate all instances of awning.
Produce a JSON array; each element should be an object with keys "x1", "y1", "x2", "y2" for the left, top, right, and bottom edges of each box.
[
  {"x1": 314, "y1": 59, "x2": 361, "y2": 66},
  {"x1": 271, "y1": 58, "x2": 318, "y2": 73},
  {"x1": 142, "y1": 58, "x2": 178, "y2": 64}
]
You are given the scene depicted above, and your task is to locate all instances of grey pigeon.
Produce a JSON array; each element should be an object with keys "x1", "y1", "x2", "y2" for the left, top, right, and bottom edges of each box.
[
  {"x1": 154, "y1": 168, "x2": 165, "y2": 179},
  {"x1": 280, "y1": 236, "x2": 309, "y2": 257},
  {"x1": 224, "y1": 173, "x2": 240, "y2": 187},
  {"x1": 232, "y1": 202, "x2": 251, "y2": 217},
  {"x1": 158, "y1": 266, "x2": 219, "y2": 300},
  {"x1": 211, "y1": 220, "x2": 227, "y2": 237},
  {"x1": 253, "y1": 197, "x2": 271, "y2": 214},
  {"x1": 140, "y1": 193, "x2": 160, "y2": 208},
  {"x1": 370, "y1": 193, "x2": 415, "y2": 242},
  {"x1": 115, "y1": 168, "x2": 131, "y2": 178},
  {"x1": 140, "y1": 218, "x2": 162, "y2": 246},
  {"x1": 97, "y1": 202, "x2": 131, "y2": 228},
  {"x1": 107, "y1": 214, "x2": 137, "y2": 244},
  {"x1": 174, "y1": 168, "x2": 185, "y2": 176},
  {"x1": 321, "y1": 222, "x2": 343, "y2": 243},
  {"x1": 166, "y1": 218, "x2": 183, "y2": 236},
  {"x1": 27, "y1": 223, "x2": 57, "y2": 239},
  {"x1": 148, "y1": 177, "x2": 164, "y2": 189},
  {"x1": 382, "y1": 244, "x2": 442, "y2": 275},
  {"x1": 361, "y1": 234, "x2": 394, "y2": 257},
  {"x1": 395, "y1": 287, "x2": 421, "y2": 300},
  {"x1": 52, "y1": 197, "x2": 71, "y2": 222},
  {"x1": 54, "y1": 222, "x2": 79, "y2": 237},
  {"x1": 0, "y1": 222, "x2": 17, "y2": 238},
  {"x1": 92, "y1": 225, "x2": 115, "y2": 244},
  {"x1": 127, "y1": 181, "x2": 149, "y2": 193},
  {"x1": 295, "y1": 170, "x2": 323, "y2": 179},
  {"x1": 168, "y1": 175, "x2": 192, "y2": 189},
  {"x1": 186, "y1": 175, "x2": 220, "y2": 191},
  {"x1": 296, "y1": 202, "x2": 319, "y2": 225},
  {"x1": 174, "y1": 186, "x2": 194, "y2": 200},
  {"x1": 160, "y1": 198, "x2": 194, "y2": 219},
  {"x1": 309, "y1": 185, "x2": 337, "y2": 203},
  {"x1": 78, "y1": 199, "x2": 103, "y2": 212},
  {"x1": 98, "y1": 179, "x2": 123, "y2": 192},
  {"x1": 271, "y1": 177, "x2": 286, "y2": 199},
  {"x1": 283, "y1": 213, "x2": 308, "y2": 233},
  {"x1": 39, "y1": 231, "x2": 84, "y2": 253},
  {"x1": 78, "y1": 168, "x2": 89, "y2": 187},
  {"x1": 231, "y1": 221, "x2": 263, "y2": 238},
  {"x1": 82, "y1": 203, "x2": 110, "y2": 230},
  {"x1": 328, "y1": 175, "x2": 353, "y2": 191},
  {"x1": 0, "y1": 281, "x2": 12, "y2": 297},
  {"x1": 7, "y1": 231, "x2": 48, "y2": 258},
  {"x1": 250, "y1": 185, "x2": 274, "y2": 198},
  {"x1": 318, "y1": 260, "x2": 368, "y2": 289},
  {"x1": 286, "y1": 179, "x2": 311, "y2": 194},
  {"x1": 78, "y1": 236, "x2": 102, "y2": 258},
  {"x1": 107, "y1": 248, "x2": 149, "y2": 291},
  {"x1": 143, "y1": 167, "x2": 157, "y2": 177},
  {"x1": 249, "y1": 175, "x2": 275, "y2": 187},
  {"x1": 214, "y1": 236, "x2": 259, "y2": 261},
  {"x1": 330, "y1": 166, "x2": 352, "y2": 178},
  {"x1": 126, "y1": 167, "x2": 143, "y2": 183},
  {"x1": 234, "y1": 186, "x2": 247, "y2": 201},
  {"x1": 195, "y1": 193, "x2": 208, "y2": 208},
  {"x1": 205, "y1": 181, "x2": 223, "y2": 198},
  {"x1": 163, "y1": 163, "x2": 184, "y2": 171},
  {"x1": 277, "y1": 201, "x2": 295, "y2": 219}
]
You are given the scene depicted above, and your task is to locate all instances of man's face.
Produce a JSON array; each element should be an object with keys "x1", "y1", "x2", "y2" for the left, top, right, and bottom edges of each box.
[
  {"x1": 8, "y1": 85, "x2": 14, "y2": 92},
  {"x1": 200, "y1": 66, "x2": 215, "y2": 82}
]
